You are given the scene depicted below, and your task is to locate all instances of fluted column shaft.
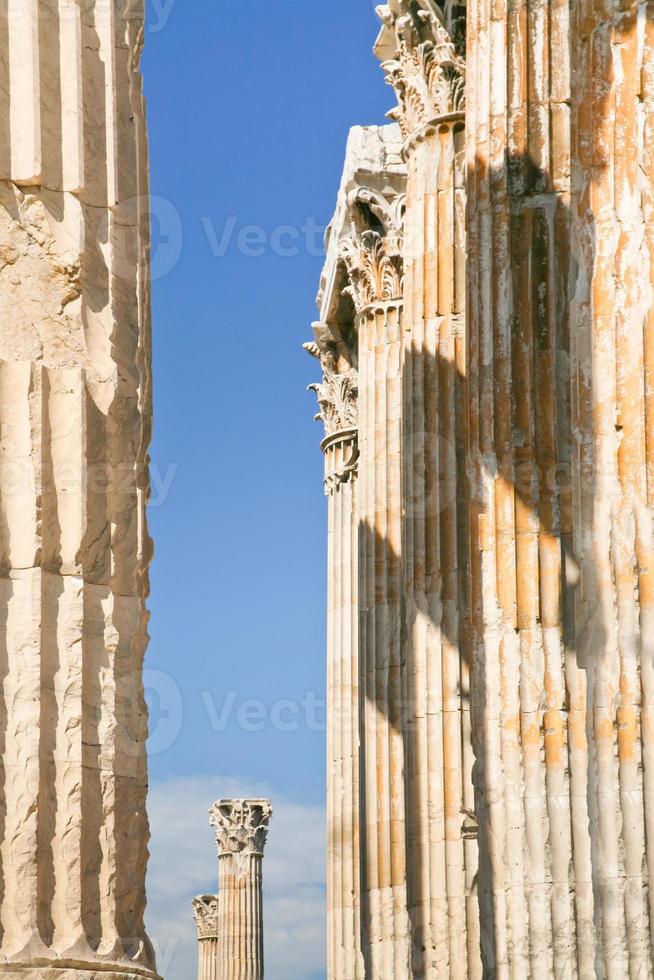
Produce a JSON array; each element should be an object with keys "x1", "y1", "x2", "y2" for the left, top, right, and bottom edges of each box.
[
  {"x1": 218, "y1": 853, "x2": 264, "y2": 980},
  {"x1": 374, "y1": 7, "x2": 480, "y2": 974},
  {"x1": 324, "y1": 431, "x2": 364, "y2": 980},
  {"x1": 0, "y1": 1, "x2": 156, "y2": 977},
  {"x1": 464, "y1": 0, "x2": 626, "y2": 970},
  {"x1": 197, "y1": 939, "x2": 219, "y2": 980},
  {"x1": 401, "y1": 122, "x2": 480, "y2": 980},
  {"x1": 357, "y1": 299, "x2": 410, "y2": 977},
  {"x1": 569, "y1": 1, "x2": 654, "y2": 974}
]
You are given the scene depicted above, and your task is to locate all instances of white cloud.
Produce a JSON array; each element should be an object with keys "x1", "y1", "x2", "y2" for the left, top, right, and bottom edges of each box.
[{"x1": 146, "y1": 775, "x2": 326, "y2": 980}]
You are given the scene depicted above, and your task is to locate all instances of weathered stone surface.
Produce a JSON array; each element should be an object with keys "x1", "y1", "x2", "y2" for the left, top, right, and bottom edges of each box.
[
  {"x1": 310, "y1": 0, "x2": 654, "y2": 973},
  {"x1": 0, "y1": 1, "x2": 156, "y2": 977},
  {"x1": 375, "y1": 5, "x2": 480, "y2": 976},
  {"x1": 310, "y1": 9, "x2": 479, "y2": 974},
  {"x1": 463, "y1": 0, "x2": 654, "y2": 968},
  {"x1": 0, "y1": 971, "x2": 156, "y2": 979}
]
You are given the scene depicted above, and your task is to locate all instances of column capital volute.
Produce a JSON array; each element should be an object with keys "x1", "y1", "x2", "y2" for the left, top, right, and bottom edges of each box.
[
  {"x1": 209, "y1": 798, "x2": 273, "y2": 857},
  {"x1": 192, "y1": 895, "x2": 219, "y2": 940}
]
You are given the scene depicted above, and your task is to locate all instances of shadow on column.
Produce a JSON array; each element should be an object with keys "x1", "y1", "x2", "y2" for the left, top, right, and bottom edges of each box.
[{"x1": 354, "y1": 146, "x2": 618, "y2": 977}]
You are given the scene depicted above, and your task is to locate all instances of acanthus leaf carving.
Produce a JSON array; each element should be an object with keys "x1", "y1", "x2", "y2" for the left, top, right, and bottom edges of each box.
[
  {"x1": 307, "y1": 369, "x2": 359, "y2": 437},
  {"x1": 192, "y1": 895, "x2": 219, "y2": 940},
  {"x1": 305, "y1": 341, "x2": 358, "y2": 434},
  {"x1": 305, "y1": 341, "x2": 359, "y2": 492},
  {"x1": 209, "y1": 798, "x2": 272, "y2": 857},
  {"x1": 376, "y1": 2, "x2": 466, "y2": 140},
  {"x1": 340, "y1": 229, "x2": 404, "y2": 312},
  {"x1": 306, "y1": 134, "x2": 406, "y2": 487}
]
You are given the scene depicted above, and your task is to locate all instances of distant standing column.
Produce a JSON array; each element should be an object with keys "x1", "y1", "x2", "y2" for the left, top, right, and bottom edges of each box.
[
  {"x1": 193, "y1": 896, "x2": 219, "y2": 980},
  {"x1": 210, "y1": 799, "x2": 272, "y2": 980}
]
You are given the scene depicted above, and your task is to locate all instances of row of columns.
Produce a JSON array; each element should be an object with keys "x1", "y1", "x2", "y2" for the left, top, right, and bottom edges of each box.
[
  {"x1": 312, "y1": 0, "x2": 654, "y2": 974},
  {"x1": 307, "y1": 125, "x2": 408, "y2": 980},
  {"x1": 308, "y1": 103, "x2": 480, "y2": 973}
]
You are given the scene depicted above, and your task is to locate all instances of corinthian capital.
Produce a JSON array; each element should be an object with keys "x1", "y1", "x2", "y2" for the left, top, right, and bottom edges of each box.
[
  {"x1": 306, "y1": 342, "x2": 358, "y2": 437},
  {"x1": 193, "y1": 895, "x2": 219, "y2": 939},
  {"x1": 340, "y1": 229, "x2": 403, "y2": 312},
  {"x1": 306, "y1": 126, "x2": 406, "y2": 452},
  {"x1": 375, "y1": 0, "x2": 466, "y2": 140},
  {"x1": 210, "y1": 799, "x2": 273, "y2": 857}
]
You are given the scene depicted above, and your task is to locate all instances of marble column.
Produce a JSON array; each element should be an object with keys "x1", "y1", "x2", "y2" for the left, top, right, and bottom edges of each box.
[
  {"x1": 375, "y1": 3, "x2": 480, "y2": 976},
  {"x1": 569, "y1": 0, "x2": 654, "y2": 973},
  {"x1": 340, "y1": 225, "x2": 409, "y2": 978},
  {"x1": 464, "y1": 0, "x2": 583, "y2": 965},
  {"x1": 307, "y1": 341, "x2": 362, "y2": 980},
  {"x1": 192, "y1": 896, "x2": 219, "y2": 980},
  {"x1": 210, "y1": 799, "x2": 272, "y2": 980},
  {"x1": 0, "y1": 1, "x2": 156, "y2": 977},
  {"x1": 466, "y1": 0, "x2": 654, "y2": 968},
  {"x1": 307, "y1": 125, "x2": 406, "y2": 980}
]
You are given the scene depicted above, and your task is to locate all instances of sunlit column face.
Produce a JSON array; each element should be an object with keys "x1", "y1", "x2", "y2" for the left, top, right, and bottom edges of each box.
[{"x1": 0, "y1": 1, "x2": 156, "y2": 976}]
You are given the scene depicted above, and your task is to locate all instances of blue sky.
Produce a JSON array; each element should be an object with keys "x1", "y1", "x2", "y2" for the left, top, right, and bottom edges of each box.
[{"x1": 141, "y1": 2, "x2": 392, "y2": 978}]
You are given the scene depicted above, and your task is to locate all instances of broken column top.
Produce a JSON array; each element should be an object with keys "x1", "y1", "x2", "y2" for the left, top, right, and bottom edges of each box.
[{"x1": 209, "y1": 799, "x2": 273, "y2": 856}]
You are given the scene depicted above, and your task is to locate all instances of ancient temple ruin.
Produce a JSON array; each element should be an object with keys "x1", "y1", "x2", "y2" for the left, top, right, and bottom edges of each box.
[
  {"x1": 1, "y1": 0, "x2": 653, "y2": 975},
  {"x1": 308, "y1": 0, "x2": 654, "y2": 975},
  {"x1": 193, "y1": 800, "x2": 272, "y2": 980}
]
